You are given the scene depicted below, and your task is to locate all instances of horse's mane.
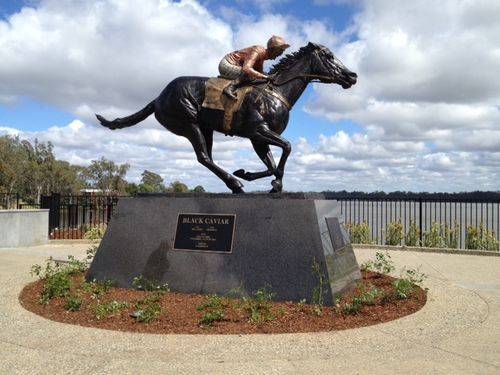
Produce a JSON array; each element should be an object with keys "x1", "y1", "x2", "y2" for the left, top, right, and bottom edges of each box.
[{"x1": 269, "y1": 43, "x2": 317, "y2": 74}]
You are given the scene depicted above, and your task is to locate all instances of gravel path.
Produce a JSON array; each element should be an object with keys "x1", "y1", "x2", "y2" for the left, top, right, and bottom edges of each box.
[{"x1": 0, "y1": 244, "x2": 499, "y2": 374}]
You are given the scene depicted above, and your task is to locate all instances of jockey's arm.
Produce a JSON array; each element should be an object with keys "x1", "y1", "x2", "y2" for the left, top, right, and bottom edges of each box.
[{"x1": 242, "y1": 51, "x2": 268, "y2": 80}]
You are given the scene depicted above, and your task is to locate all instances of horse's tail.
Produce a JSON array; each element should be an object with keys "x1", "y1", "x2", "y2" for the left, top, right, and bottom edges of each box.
[{"x1": 95, "y1": 100, "x2": 155, "y2": 130}]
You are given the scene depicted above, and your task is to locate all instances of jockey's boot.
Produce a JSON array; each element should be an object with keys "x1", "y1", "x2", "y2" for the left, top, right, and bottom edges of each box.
[
  {"x1": 223, "y1": 75, "x2": 253, "y2": 100},
  {"x1": 223, "y1": 78, "x2": 242, "y2": 100}
]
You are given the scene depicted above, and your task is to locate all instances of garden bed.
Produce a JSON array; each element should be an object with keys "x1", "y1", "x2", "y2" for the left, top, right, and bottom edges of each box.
[{"x1": 19, "y1": 270, "x2": 426, "y2": 334}]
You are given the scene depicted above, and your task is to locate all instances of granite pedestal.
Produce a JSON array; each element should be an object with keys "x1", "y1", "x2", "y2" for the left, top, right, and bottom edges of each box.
[{"x1": 87, "y1": 193, "x2": 361, "y2": 306}]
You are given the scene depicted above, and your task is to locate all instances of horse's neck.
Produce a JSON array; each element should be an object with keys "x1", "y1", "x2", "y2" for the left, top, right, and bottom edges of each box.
[{"x1": 272, "y1": 68, "x2": 309, "y2": 109}]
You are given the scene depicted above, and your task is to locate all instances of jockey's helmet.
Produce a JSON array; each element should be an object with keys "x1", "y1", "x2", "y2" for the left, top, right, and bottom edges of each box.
[{"x1": 267, "y1": 35, "x2": 290, "y2": 51}]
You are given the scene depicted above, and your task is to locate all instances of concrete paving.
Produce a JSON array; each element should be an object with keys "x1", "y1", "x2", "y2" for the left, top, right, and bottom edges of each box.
[{"x1": 0, "y1": 243, "x2": 498, "y2": 374}]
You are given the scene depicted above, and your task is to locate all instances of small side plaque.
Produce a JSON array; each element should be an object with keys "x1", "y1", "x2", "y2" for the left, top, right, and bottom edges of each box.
[
  {"x1": 173, "y1": 213, "x2": 236, "y2": 253},
  {"x1": 325, "y1": 217, "x2": 350, "y2": 251}
]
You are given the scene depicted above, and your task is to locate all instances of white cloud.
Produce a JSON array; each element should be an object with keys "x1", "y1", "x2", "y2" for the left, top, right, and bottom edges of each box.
[
  {"x1": 237, "y1": 0, "x2": 290, "y2": 11},
  {"x1": 0, "y1": 0, "x2": 233, "y2": 114},
  {"x1": 304, "y1": 0, "x2": 500, "y2": 188},
  {"x1": 2, "y1": 119, "x2": 497, "y2": 192},
  {"x1": 307, "y1": 0, "x2": 500, "y2": 121},
  {"x1": 1, "y1": 0, "x2": 498, "y2": 192}
]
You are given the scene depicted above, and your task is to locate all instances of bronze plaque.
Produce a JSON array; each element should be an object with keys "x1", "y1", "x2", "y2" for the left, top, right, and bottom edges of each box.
[{"x1": 173, "y1": 213, "x2": 236, "y2": 253}]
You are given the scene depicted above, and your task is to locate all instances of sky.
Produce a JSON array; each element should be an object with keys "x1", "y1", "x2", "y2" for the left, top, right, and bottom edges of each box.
[{"x1": 0, "y1": 0, "x2": 499, "y2": 193}]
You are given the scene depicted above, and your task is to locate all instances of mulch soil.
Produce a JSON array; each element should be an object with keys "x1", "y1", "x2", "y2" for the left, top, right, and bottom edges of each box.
[{"x1": 19, "y1": 271, "x2": 426, "y2": 334}]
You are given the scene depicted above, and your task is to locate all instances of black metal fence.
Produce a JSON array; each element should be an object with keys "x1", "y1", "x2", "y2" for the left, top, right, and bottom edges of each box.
[
  {"x1": 3, "y1": 192, "x2": 500, "y2": 248},
  {"x1": 331, "y1": 197, "x2": 500, "y2": 249},
  {"x1": 40, "y1": 194, "x2": 123, "y2": 239}
]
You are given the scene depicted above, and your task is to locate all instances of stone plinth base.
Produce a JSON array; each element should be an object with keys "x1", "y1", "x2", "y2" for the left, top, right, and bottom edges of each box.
[{"x1": 87, "y1": 194, "x2": 361, "y2": 305}]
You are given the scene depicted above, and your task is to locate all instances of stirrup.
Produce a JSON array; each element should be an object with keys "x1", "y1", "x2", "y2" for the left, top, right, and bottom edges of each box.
[{"x1": 223, "y1": 86, "x2": 238, "y2": 100}]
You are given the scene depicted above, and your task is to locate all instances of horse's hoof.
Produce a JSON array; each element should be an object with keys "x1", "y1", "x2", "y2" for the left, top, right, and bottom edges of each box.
[
  {"x1": 269, "y1": 188, "x2": 280, "y2": 193},
  {"x1": 233, "y1": 169, "x2": 246, "y2": 179},
  {"x1": 232, "y1": 187, "x2": 245, "y2": 194},
  {"x1": 271, "y1": 179, "x2": 283, "y2": 192}
]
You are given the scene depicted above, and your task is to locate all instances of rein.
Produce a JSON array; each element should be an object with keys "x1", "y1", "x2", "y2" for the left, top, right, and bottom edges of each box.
[
  {"x1": 251, "y1": 73, "x2": 334, "y2": 110},
  {"x1": 272, "y1": 73, "x2": 334, "y2": 86}
]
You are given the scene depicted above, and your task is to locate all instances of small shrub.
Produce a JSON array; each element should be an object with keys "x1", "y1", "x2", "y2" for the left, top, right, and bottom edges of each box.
[
  {"x1": 65, "y1": 294, "x2": 83, "y2": 312},
  {"x1": 357, "y1": 285, "x2": 382, "y2": 306},
  {"x1": 393, "y1": 266, "x2": 427, "y2": 299},
  {"x1": 132, "y1": 275, "x2": 170, "y2": 292},
  {"x1": 346, "y1": 222, "x2": 372, "y2": 244},
  {"x1": 30, "y1": 258, "x2": 83, "y2": 304},
  {"x1": 422, "y1": 222, "x2": 445, "y2": 248},
  {"x1": 277, "y1": 307, "x2": 286, "y2": 317},
  {"x1": 135, "y1": 302, "x2": 162, "y2": 323},
  {"x1": 39, "y1": 270, "x2": 72, "y2": 304},
  {"x1": 83, "y1": 225, "x2": 106, "y2": 241},
  {"x1": 465, "y1": 226, "x2": 482, "y2": 250},
  {"x1": 295, "y1": 298, "x2": 307, "y2": 313},
  {"x1": 393, "y1": 279, "x2": 414, "y2": 299},
  {"x1": 66, "y1": 255, "x2": 88, "y2": 273},
  {"x1": 443, "y1": 221, "x2": 460, "y2": 249},
  {"x1": 86, "y1": 244, "x2": 98, "y2": 264},
  {"x1": 133, "y1": 292, "x2": 164, "y2": 323},
  {"x1": 81, "y1": 279, "x2": 114, "y2": 300},
  {"x1": 197, "y1": 294, "x2": 226, "y2": 326},
  {"x1": 361, "y1": 252, "x2": 395, "y2": 275},
  {"x1": 385, "y1": 221, "x2": 403, "y2": 246},
  {"x1": 243, "y1": 286, "x2": 276, "y2": 323},
  {"x1": 197, "y1": 294, "x2": 224, "y2": 311},
  {"x1": 82, "y1": 225, "x2": 105, "y2": 265},
  {"x1": 405, "y1": 220, "x2": 420, "y2": 246},
  {"x1": 342, "y1": 297, "x2": 362, "y2": 315},
  {"x1": 401, "y1": 266, "x2": 427, "y2": 286},
  {"x1": 199, "y1": 310, "x2": 225, "y2": 326},
  {"x1": 92, "y1": 300, "x2": 129, "y2": 319},
  {"x1": 466, "y1": 223, "x2": 499, "y2": 251},
  {"x1": 360, "y1": 261, "x2": 372, "y2": 272}
]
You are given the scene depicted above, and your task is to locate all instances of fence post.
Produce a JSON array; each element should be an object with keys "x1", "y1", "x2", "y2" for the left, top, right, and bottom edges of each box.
[
  {"x1": 419, "y1": 198, "x2": 423, "y2": 244},
  {"x1": 16, "y1": 193, "x2": 20, "y2": 209},
  {"x1": 41, "y1": 193, "x2": 61, "y2": 237}
]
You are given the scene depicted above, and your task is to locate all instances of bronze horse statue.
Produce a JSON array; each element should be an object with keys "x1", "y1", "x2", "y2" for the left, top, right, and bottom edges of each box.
[{"x1": 96, "y1": 42, "x2": 357, "y2": 193}]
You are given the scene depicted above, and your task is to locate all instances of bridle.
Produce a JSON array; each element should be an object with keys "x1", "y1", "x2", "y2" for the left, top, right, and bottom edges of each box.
[
  {"x1": 271, "y1": 49, "x2": 337, "y2": 86},
  {"x1": 253, "y1": 48, "x2": 338, "y2": 109}
]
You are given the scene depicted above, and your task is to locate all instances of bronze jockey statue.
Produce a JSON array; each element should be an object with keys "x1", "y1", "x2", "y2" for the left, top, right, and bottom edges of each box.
[{"x1": 219, "y1": 35, "x2": 291, "y2": 99}]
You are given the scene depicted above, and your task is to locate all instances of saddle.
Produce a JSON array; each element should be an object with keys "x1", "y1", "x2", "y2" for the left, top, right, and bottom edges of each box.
[{"x1": 202, "y1": 78, "x2": 253, "y2": 133}]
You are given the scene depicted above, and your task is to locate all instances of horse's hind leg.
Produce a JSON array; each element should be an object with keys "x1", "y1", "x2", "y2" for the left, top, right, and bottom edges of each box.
[
  {"x1": 185, "y1": 124, "x2": 244, "y2": 194},
  {"x1": 233, "y1": 141, "x2": 276, "y2": 181}
]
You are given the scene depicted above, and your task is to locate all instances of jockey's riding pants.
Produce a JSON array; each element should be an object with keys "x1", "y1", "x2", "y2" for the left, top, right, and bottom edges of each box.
[{"x1": 218, "y1": 57, "x2": 242, "y2": 79}]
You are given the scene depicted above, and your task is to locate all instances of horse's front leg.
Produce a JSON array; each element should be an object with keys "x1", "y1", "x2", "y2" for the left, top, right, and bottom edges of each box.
[
  {"x1": 251, "y1": 123, "x2": 291, "y2": 193},
  {"x1": 233, "y1": 140, "x2": 276, "y2": 181}
]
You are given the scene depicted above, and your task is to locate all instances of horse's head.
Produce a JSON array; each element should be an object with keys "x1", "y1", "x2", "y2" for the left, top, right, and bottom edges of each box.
[{"x1": 307, "y1": 42, "x2": 357, "y2": 89}]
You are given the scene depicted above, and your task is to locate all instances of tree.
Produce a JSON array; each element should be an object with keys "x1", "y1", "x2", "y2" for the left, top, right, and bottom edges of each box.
[
  {"x1": 168, "y1": 181, "x2": 189, "y2": 193},
  {"x1": 83, "y1": 157, "x2": 130, "y2": 194},
  {"x1": 48, "y1": 161, "x2": 86, "y2": 195},
  {"x1": 125, "y1": 182, "x2": 139, "y2": 196},
  {"x1": 192, "y1": 185, "x2": 205, "y2": 193},
  {"x1": 139, "y1": 170, "x2": 165, "y2": 192},
  {"x1": 0, "y1": 136, "x2": 26, "y2": 196},
  {"x1": 22, "y1": 139, "x2": 57, "y2": 203},
  {"x1": 0, "y1": 136, "x2": 87, "y2": 203}
]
